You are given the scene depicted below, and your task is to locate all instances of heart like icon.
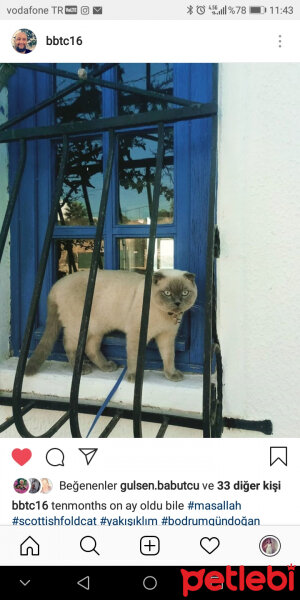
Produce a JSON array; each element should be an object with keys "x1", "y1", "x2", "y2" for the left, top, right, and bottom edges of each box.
[
  {"x1": 200, "y1": 537, "x2": 220, "y2": 554},
  {"x1": 12, "y1": 448, "x2": 32, "y2": 466}
]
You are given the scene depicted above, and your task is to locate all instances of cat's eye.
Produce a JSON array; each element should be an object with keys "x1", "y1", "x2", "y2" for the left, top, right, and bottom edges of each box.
[
  {"x1": 163, "y1": 290, "x2": 171, "y2": 296},
  {"x1": 182, "y1": 290, "x2": 190, "y2": 296}
]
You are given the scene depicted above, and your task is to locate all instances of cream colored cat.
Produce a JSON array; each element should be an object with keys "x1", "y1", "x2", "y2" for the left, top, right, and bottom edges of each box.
[{"x1": 25, "y1": 269, "x2": 197, "y2": 382}]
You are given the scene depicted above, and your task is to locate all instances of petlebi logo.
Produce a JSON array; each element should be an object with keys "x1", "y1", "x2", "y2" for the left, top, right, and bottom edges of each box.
[{"x1": 181, "y1": 565, "x2": 295, "y2": 594}]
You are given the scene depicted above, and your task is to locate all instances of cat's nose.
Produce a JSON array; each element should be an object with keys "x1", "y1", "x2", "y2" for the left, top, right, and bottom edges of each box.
[{"x1": 174, "y1": 301, "x2": 181, "y2": 306}]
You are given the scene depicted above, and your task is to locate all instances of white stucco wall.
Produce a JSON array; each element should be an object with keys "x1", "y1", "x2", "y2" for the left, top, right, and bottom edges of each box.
[
  {"x1": 0, "y1": 87, "x2": 10, "y2": 362},
  {"x1": 217, "y1": 63, "x2": 300, "y2": 436}
]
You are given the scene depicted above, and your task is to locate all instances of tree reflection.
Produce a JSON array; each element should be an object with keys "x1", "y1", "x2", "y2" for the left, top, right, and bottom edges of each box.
[{"x1": 55, "y1": 63, "x2": 174, "y2": 227}]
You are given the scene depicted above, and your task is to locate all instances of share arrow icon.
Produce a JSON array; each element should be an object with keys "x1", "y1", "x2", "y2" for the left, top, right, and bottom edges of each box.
[{"x1": 79, "y1": 448, "x2": 98, "y2": 465}]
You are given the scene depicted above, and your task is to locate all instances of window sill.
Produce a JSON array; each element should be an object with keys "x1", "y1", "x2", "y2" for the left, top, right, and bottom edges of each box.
[{"x1": 0, "y1": 358, "x2": 203, "y2": 418}]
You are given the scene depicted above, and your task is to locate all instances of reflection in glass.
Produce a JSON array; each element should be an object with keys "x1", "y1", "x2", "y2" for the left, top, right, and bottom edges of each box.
[
  {"x1": 55, "y1": 64, "x2": 103, "y2": 226},
  {"x1": 55, "y1": 63, "x2": 102, "y2": 123},
  {"x1": 56, "y1": 239, "x2": 104, "y2": 279},
  {"x1": 119, "y1": 238, "x2": 174, "y2": 274},
  {"x1": 118, "y1": 129, "x2": 174, "y2": 225},
  {"x1": 56, "y1": 138, "x2": 103, "y2": 226},
  {"x1": 118, "y1": 63, "x2": 174, "y2": 115}
]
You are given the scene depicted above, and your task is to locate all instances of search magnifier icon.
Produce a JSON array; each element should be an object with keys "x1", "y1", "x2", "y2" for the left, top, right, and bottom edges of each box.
[{"x1": 80, "y1": 536, "x2": 99, "y2": 555}]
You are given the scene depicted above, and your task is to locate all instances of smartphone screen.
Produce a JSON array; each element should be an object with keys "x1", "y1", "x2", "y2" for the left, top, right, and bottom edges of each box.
[{"x1": 0, "y1": 0, "x2": 299, "y2": 594}]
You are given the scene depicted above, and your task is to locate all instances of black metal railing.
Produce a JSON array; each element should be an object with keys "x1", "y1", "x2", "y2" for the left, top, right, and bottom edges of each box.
[
  {"x1": 0, "y1": 138, "x2": 26, "y2": 262},
  {"x1": 69, "y1": 129, "x2": 116, "y2": 437},
  {"x1": 133, "y1": 122, "x2": 165, "y2": 438},
  {"x1": 12, "y1": 135, "x2": 70, "y2": 437},
  {"x1": 0, "y1": 63, "x2": 273, "y2": 438}
]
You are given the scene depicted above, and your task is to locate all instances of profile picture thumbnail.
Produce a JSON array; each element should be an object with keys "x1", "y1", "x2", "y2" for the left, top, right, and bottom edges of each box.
[
  {"x1": 40, "y1": 478, "x2": 53, "y2": 494},
  {"x1": 14, "y1": 478, "x2": 29, "y2": 494},
  {"x1": 12, "y1": 29, "x2": 37, "y2": 54},
  {"x1": 259, "y1": 535, "x2": 281, "y2": 557},
  {"x1": 29, "y1": 478, "x2": 41, "y2": 494}
]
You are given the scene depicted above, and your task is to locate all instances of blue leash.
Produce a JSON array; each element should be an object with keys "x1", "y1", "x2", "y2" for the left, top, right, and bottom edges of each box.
[{"x1": 86, "y1": 366, "x2": 127, "y2": 438}]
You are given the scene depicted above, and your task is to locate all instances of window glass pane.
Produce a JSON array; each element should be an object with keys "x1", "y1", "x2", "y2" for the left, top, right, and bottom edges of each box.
[
  {"x1": 119, "y1": 238, "x2": 174, "y2": 274},
  {"x1": 55, "y1": 63, "x2": 102, "y2": 122},
  {"x1": 56, "y1": 239, "x2": 104, "y2": 279},
  {"x1": 55, "y1": 137, "x2": 103, "y2": 226},
  {"x1": 55, "y1": 64, "x2": 103, "y2": 226},
  {"x1": 118, "y1": 63, "x2": 174, "y2": 115},
  {"x1": 118, "y1": 128, "x2": 174, "y2": 225}
]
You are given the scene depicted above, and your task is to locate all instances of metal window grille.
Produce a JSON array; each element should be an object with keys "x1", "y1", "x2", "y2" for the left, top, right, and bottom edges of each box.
[{"x1": 0, "y1": 63, "x2": 272, "y2": 438}]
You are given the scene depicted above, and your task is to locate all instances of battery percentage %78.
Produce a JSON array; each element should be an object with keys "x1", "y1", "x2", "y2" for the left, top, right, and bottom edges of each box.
[{"x1": 227, "y1": 6, "x2": 247, "y2": 14}]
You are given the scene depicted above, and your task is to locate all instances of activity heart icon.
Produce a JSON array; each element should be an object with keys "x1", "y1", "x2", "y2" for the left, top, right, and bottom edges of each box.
[
  {"x1": 200, "y1": 537, "x2": 220, "y2": 554},
  {"x1": 12, "y1": 448, "x2": 32, "y2": 466}
]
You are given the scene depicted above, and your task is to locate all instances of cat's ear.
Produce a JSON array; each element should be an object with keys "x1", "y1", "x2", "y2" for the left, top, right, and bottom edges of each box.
[
  {"x1": 184, "y1": 272, "x2": 196, "y2": 284},
  {"x1": 153, "y1": 272, "x2": 165, "y2": 285}
]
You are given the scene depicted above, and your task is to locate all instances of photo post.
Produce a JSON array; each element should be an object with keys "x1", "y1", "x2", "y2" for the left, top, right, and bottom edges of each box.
[{"x1": 0, "y1": 0, "x2": 299, "y2": 592}]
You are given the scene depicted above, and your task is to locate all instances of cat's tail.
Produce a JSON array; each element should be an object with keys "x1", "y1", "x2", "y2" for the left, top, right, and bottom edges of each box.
[{"x1": 25, "y1": 297, "x2": 61, "y2": 376}]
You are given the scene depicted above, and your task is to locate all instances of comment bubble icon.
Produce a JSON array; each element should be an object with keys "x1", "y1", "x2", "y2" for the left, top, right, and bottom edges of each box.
[{"x1": 46, "y1": 448, "x2": 65, "y2": 467}]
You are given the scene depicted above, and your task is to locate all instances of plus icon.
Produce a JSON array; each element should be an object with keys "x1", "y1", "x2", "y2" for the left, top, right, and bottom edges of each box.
[{"x1": 140, "y1": 536, "x2": 160, "y2": 555}]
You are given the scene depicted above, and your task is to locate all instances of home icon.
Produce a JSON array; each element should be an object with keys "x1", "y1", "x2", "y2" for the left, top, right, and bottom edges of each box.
[{"x1": 20, "y1": 536, "x2": 40, "y2": 556}]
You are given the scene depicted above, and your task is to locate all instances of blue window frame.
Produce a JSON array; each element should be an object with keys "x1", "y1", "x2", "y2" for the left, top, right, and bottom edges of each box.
[{"x1": 9, "y1": 63, "x2": 214, "y2": 373}]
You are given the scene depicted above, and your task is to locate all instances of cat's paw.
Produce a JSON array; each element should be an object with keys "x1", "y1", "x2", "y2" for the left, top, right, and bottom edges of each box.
[
  {"x1": 126, "y1": 372, "x2": 136, "y2": 383},
  {"x1": 82, "y1": 362, "x2": 93, "y2": 375},
  {"x1": 25, "y1": 362, "x2": 38, "y2": 376},
  {"x1": 164, "y1": 369, "x2": 184, "y2": 382},
  {"x1": 100, "y1": 360, "x2": 118, "y2": 372}
]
